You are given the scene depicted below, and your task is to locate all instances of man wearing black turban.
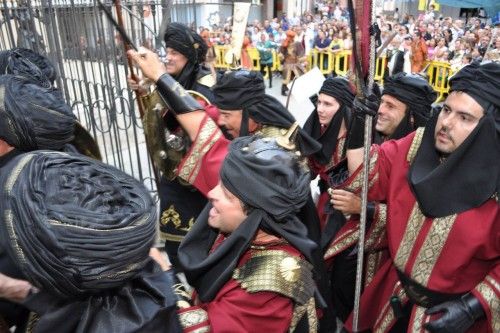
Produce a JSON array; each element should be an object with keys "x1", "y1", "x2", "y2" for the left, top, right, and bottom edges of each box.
[
  {"x1": 212, "y1": 69, "x2": 320, "y2": 155},
  {"x1": 325, "y1": 74, "x2": 437, "y2": 321},
  {"x1": 0, "y1": 151, "x2": 181, "y2": 332},
  {"x1": 176, "y1": 136, "x2": 318, "y2": 332},
  {"x1": 128, "y1": 23, "x2": 217, "y2": 269},
  {"x1": 337, "y1": 62, "x2": 499, "y2": 333},
  {"x1": 129, "y1": 48, "x2": 324, "y2": 268},
  {"x1": 332, "y1": 73, "x2": 437, "y2": 222}
]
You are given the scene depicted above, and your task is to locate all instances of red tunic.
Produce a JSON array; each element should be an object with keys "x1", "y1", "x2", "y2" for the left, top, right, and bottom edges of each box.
[
  {"x1": 176, "y1": 115, "x2": 229, "y2": 196},
  {"x1": 178, "y1": 239, "x2": 309, "y2": 332},
  {"x1": 342, "y1": 128, "x2": 499, "y2": 333}
]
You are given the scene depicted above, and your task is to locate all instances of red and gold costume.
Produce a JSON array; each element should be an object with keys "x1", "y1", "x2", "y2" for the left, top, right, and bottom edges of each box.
[
  {"x1": 177, "y1": 237, "x2": 317, "y2": 332},
  {"x1": 343, "y1": 128, "x2": 499, "y2": 332}
]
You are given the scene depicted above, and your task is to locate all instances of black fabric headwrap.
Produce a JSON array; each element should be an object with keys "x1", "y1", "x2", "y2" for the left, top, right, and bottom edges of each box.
[
  {"x1": 212, "y1": 70, "x2": 266, "y2": 110},
  {"x1": 0, "y1": 75, "x2": 75, "y2": 152},
  {"x1": 0, "y1": 48, "x2": 56, "y2": 88},
  {"x1": 246, "y1": 95, "x2": 321, "y2": 156},
  {"x1": 382, "y1": 73, "x2": 436, "y2": 137},
  {"x1": 304, "y1": 77, "x2": 354, "y2": 165},
  {"x1": 408, "y1": 62, "x2": 500, "y2": 217},
  {"x1": 164, "y1": 23, "x2": 207, "y2": 89},
  {"x1": 213, "y1": 70, "x2": 321, "y2": 155},
  {"x1": 0, "y1": 151, "x2": 181, "y2": 332},
  {"x1": 178, "y1": 136, "x2": 317, "y2": 302}
]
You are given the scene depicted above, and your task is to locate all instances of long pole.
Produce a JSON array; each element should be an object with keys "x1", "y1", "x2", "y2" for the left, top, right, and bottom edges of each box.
[{"x1": 349, "y1": 0, "x2": 376, "y2": 331}]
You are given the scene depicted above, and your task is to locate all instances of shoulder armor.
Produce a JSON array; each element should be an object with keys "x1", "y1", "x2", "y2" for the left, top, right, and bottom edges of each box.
[
  {"x1": 407, "y1": 127, "x2": 425, "y2": 164},
  {"x1": 233, "y1": 249, "x2": 315, "y2": 305},
  {"x1": 197, "y1": 73, "x2": 216, "y2": 88}
]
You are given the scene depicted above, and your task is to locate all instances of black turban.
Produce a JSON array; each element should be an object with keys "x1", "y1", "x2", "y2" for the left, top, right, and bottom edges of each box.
[
  {"x1": 0, "y1": 151, "x2": 181, "y2": 332},
  {"x1": 449, "y1": 62, "x2": 500, "y2": 113},
  {"x1": 318, "y1": 76, "x2": 355, "y2": 109},
  {"x1": 304, "y1": 77, "x2": 354, "y2": 165},
  {"x1": 383, "y1": 73, "x2": 436, "y2": 127},
  {"x1": 0, "y1": 75, "x2": 75, "y2": 151},
  {"x1": 178, "y1": 136, "x2": 317, "y2": 302},
  {"x1": 213, "y1": 70, "x2": 321, "y2": 155},
  {"x1": 164, "y1": 23, "x2": 208, "y2": 65},
  {"x1": 409, "y1": 62, "x2": 500, "y2": 217},
  {"x1": 0, "y1": 48, "x2": 57, "y2": 88},
  {"x1": 212, "y1": 70, "x2": 266, "y2": 109}
]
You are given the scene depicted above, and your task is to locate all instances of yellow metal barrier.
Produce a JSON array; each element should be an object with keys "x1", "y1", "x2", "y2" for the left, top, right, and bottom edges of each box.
[
  {"x1": 246, "y1": 47, "x2": 261, "y2": 71},
  {"x1": 309, "y1": 49, "x2": 335, "y2": 74},
  {"x1": 213, "y1": 45, "x2": 454, "y2": 102},
  {"x1": 334, "y1": 51, "x2": 351, "y2": 77},
  {"x1": 213, "y1": 45, "x2": 230, "y2": 69},
  {"x1": 374, "y1": 56, "x2": 386, "y2": 83},
  {"x1": 425, "y1": 61, "x2": 452, "y2": 103}
]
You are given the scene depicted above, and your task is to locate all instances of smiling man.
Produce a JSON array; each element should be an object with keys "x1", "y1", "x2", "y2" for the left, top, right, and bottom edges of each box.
[
  {"x1": 128, "y1": 23, "x2": 218, "y2": 269},
  {"x1": 339, "y1": 62, "x2": 499, "y2": 332},
  {"x1": 177, "y1": 136, "x2": 319, "y2": 332}
]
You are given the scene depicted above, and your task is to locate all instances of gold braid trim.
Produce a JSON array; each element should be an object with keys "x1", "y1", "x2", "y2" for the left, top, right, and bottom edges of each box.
[
  {"x1": 406, "y1": 127, "x2": 425, "y2": 164},
  {"x1": 410, "y1": 213, "x2": 457, "y2": 286},
  {"x1": 178, "y1": 117, "x2": 221, "y2": 184},
  {"x1": 324, "y1": 228, "x2": 359, "y2": 260},
  {"x1": 25, "y1": 312, "x2": 40, "y2": 333},
  {"x1": 344, "y1": 150, "x2": 379, "y2": 193},
  {"x1": 233, "y1": 250, "x2": 315, "y2": 305},
  {"x1": 475, "y1": 278, "x2": 500, "y2": 332},
  {"x1": 178, "y1": 307, "x2": 210, "y2": 332},
  {"x1": 374, "y1": 281, "x2": 408, "y2": 333},
  {"x1": 365, "y1": 203, "x2": 387, "y2": 250},
  {"x1": 289, "y1": 297, "x2": 318, "y2": 332},
  {"x1": 409, "y1": 305, "x2": 428, "y2": 333}
]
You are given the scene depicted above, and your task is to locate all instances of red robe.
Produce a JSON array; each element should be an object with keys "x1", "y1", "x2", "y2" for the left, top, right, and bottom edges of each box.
[
  {"x1": 176, "y1": 115, "x2": 229, "y2": 196},
  {"x1": 178, "y1": 238, "x2": 311, "y2": 332},
  {"x1": 343, "y1": 128, "x2": 499, "y2": 332}
]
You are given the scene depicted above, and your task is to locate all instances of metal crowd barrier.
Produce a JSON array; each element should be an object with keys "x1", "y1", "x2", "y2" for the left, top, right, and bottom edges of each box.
[{"x1": 212, "y1": 45, "x2": 454, "y2": 101}]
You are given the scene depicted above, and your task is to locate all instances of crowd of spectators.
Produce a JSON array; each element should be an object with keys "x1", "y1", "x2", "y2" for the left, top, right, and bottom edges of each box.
[{"x1": 196, "y1": 2, "x2": 499, "y2": 75}]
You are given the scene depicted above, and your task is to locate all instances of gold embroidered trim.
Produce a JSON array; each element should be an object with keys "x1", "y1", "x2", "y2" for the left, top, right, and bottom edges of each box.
[
  {"x1": 255, "y1": 125, "x2": 287, "y2": 138},
  {"x1": 344, "y1": 150, "x2": 379, "y2": 193},
  {"x1": 178, "y1": 308, "x2": 209, "y2": 331},
  {"x1": 178, "y1": 118, "x2": 221, "y2": 184},
  {"x1": 25, "y1": 312, "x2": 40, "y2": 333},
  {"x1": 233, "y1": 250, "x2": 314, "y2": 305},
  {"x1": 486, "y1": 276, "x2": 500, "y2": 293},
  {"x1": 409, "y1": 306, "x2": 428, "y2": 333},
  {"x1": 324, "y1": 229, "x2": 359, "y2": 260},
  {"x1": 365, "y1": 252, "x2": 378, "y2": 287},
  {"x1": 159, "y1": 231, "x2": 185, "y2": 242},
  {"x1": 366, "y1": 203, "x2": 387, "y2": 250},
  {"x1": 394, "y1": 204, "x2": 426, "y2": 272},
  {"x1": 476, "y1": 280, "x2": 500, "y2": 332},
  {"x1": 290, "y1": 297, "x2": 317, "y2": 332},
  {"x1": 406, "y1": 127, "x2": 425, "y2": 164},
  {"x1": 324, "y1": 136, "x2": 346, "y2": 170},
  {"x1": 411, "y1": 213, "x2": 457, "y2": 286},
  {"x1": 374, "y1": 282, "x2": 408, "y2": 333},
  {"x1": 365, "y1": 251, "x2": 385, "y2": 287}
]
